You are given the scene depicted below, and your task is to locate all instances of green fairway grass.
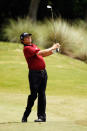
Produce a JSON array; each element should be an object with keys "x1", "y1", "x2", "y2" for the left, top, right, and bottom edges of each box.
[
  {"x1": 0, "y1": 93, "x2": 87, "y2": 131},
  {"x1": 0, "y1": 42, "x2": 87, "y2": 96},
  {"x1": 0, "y1": 42, "x2": 87, "y2": 131}
]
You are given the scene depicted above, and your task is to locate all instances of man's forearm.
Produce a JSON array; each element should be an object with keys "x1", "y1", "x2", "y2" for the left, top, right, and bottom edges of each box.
[
  {"x1": 37, "y1": 43, "x2": 60, "y2": 57},
  {"x1": 37, "y1": 48, "x2": 53, "y2": 57}
]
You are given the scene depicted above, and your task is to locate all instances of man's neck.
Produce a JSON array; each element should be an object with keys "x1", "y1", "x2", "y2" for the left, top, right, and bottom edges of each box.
[{"x1": 24, "y1": 43, "x2": 32, "y2": 46}]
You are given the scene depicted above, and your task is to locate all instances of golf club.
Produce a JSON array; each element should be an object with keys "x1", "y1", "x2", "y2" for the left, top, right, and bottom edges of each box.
[{"x1": 47, "y1": 5, "x2": 59, "y2": 53}]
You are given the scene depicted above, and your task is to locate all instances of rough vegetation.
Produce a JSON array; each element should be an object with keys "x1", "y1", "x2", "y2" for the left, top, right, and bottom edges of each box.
[{"x1": 2, "y1": 17, "x2": 87, "y2": 62}]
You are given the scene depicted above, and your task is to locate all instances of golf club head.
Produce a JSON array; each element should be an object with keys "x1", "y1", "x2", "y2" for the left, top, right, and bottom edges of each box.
[
  {"x1": 56, "y1": 48, "x2": 60, "y2": 52},
  {"x1": 47, "y1": 5, "x2": 52, "y2": 9}
]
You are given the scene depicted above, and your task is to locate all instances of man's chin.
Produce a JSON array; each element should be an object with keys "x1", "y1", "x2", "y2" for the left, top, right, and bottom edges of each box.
[{"x1": 25, "y1": 42, "x2": 31, "y2": 44}]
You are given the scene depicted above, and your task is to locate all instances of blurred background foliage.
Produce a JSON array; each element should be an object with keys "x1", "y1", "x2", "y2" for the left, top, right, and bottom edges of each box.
[
  {"x1": 2, "y1": 17, "x2": 87, "y2": 62},
  {"x1": 0, "y1": 0, "x2": 87, "y2": 62}
]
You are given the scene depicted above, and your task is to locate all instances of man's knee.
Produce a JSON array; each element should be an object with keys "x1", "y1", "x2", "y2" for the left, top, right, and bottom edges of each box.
[
  {"x1": 28, "y1": 93, "x2": 37, "y2": 101},
  {"x1": 38, "y1": 92, "x2": 46, "y2": 98}
]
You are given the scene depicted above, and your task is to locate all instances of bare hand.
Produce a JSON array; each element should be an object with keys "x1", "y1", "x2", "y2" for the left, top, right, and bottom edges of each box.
[{"x1": 52, "y1": 43, "x2": 60, "y2": 50}]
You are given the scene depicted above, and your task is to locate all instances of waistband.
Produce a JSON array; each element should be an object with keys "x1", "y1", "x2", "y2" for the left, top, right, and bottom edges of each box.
[{"x1": 29, "y1": 69, "x2": 46, "y2": 73}]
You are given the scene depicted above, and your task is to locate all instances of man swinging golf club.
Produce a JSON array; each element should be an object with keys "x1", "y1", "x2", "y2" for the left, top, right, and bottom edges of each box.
[{"x1": 20, "y1": 32, "x2": 60, "y2": 122}]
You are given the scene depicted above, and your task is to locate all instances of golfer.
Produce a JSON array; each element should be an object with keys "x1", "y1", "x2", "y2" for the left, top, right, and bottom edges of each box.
[{"x1": 20, "y1": 32, "x2": 60, "y2": 122}]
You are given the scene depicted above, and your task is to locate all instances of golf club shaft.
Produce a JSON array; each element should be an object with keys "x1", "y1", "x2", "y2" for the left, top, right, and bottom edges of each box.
[
  {"x1": 47, "y1": 5, "x2": 59, "y2": 52},
  {"x1": 51, "y1": 8, "x2": 60, "y2": 52},
  {"x1": 51, "y1": 8, "x2": 57, "y2": 43}
]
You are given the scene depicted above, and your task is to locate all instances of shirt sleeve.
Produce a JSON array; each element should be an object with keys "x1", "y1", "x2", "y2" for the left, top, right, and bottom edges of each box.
[{"x1": 24, "y1": 46, "x2": 40, "y2": 58}]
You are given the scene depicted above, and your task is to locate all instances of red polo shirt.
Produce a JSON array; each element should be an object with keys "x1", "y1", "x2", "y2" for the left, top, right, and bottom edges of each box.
[{"x1": 23, "y1": 44, "x2": 46, "y2": 70}]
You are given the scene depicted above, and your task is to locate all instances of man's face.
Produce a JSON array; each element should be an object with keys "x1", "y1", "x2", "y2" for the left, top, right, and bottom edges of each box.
[{"x1": 22, "y1": 36, "x2": 32, "y2": 44}]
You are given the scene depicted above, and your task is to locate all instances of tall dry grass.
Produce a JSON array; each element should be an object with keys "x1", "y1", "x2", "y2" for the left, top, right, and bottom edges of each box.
[
  {"x1": 2, "y1": 17, "x2": 87, "y2": 62},
  {"x1": 39, "y1": 19, "x2": 87, "y2": 62},
  {"x1": 2, "y1": 18, "x2": 39, "y2": 44}
]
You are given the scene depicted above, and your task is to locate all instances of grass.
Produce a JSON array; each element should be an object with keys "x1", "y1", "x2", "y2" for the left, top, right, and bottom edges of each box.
[
  {"x1": 0, "y1": 93, "x2": 87, "y2": 131},
  {"x1": 2, "y1": 18, "x2": 39, "y2": 43},
  {"x1": 0, "y1": 42, "x2": 87, "y2": 130},
  {"x1": 0, "y1": 42, "x2": 87, "y2": 96},
  {"x1": 42, "y1": 19, "x2": 87, "y2": 62},
  {"x1": 2, "y1": 17, "x2": 87, "y2": 62}
]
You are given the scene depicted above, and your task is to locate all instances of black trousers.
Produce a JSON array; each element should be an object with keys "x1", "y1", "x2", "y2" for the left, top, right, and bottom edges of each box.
[{"x1": 23, "y1": 69, "x2": 47, "y2": 120}]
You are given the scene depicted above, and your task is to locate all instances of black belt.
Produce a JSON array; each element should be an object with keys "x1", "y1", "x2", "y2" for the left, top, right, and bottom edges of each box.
[{"x1": 29, "y1": 69, "x2": 46, "y2": 73}]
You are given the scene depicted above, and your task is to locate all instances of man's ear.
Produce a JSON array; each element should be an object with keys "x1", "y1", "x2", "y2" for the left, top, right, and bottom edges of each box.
[{"x1": 21, "y1": 40, "x2": 24, "y2": 44}]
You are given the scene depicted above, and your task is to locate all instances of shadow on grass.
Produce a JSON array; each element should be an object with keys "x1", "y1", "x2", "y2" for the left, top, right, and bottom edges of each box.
[
  {"x1": 0, "y1": 122, "x2": 25, "y2": 124},
  {"x1": 0, "y1": 120, "x2": 87, "y2": 127}
]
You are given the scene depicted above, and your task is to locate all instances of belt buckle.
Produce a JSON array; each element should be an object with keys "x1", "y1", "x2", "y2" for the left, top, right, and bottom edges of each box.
[{"x1": 41, "y1": 70, "x2": 44, "y2": 73}]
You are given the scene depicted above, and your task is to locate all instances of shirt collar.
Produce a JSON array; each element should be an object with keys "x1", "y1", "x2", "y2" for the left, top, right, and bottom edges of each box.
[{"x1": 24, "y1": 43, "x2": 33, "y2": 46}]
